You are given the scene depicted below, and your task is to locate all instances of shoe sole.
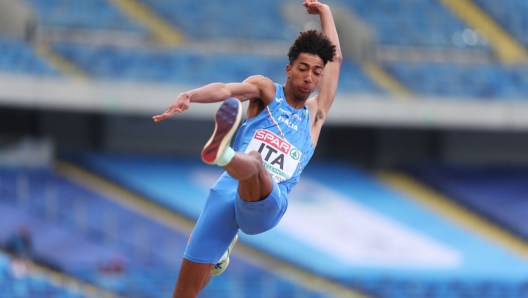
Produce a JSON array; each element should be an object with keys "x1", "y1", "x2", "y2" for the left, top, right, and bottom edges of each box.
[{"x1": 201, "y1": 98, "x2": 242, "y2": 165}]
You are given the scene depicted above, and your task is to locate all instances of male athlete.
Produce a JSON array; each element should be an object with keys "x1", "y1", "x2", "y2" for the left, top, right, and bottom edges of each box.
[{"x1": 153, "y1": 0, "x2": 342, "y2": 297}]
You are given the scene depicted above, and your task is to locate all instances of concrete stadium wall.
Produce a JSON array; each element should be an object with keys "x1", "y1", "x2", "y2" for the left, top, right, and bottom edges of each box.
[
  {"x1": 2, "y1": 107, "x2": 528, "y2": 168},
  {"x1": 2, "y1": 75, "x2": 528, "y2": 130},
  {"x1": 0, "y1": 0, "x2": 35, "y2": 40}
]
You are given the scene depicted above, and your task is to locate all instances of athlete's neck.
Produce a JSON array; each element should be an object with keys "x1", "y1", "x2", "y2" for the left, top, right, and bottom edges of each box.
[{"x1": 282, "y1": 84, "x2": 308, "y2": 109}]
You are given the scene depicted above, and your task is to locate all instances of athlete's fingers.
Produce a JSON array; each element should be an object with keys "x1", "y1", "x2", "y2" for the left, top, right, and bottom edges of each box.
[
  {"x1": 153, "y1": 106, "x2": 188, "y2": 121},
  {"x1": 152, "y1": 115, "x2": 166, "y2": 122},
  {"x1": 153, "y1": 113, "x2": 170, "y2": 121},
  {"x1": 154, "y1": 97, "x2": 189, "y2": 122},
  {"x1": 152, "y1": 111, "x2": 175, "y2": 122},
  {"x1": 303, "y1": 1, "x2": 319, "y2": 14}
]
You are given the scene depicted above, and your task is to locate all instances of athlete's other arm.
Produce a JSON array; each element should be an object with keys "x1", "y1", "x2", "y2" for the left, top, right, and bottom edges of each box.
[
  {"x1": 152, "y1": 75, "x2": 275, "y2": 122},
  {"x1": 304, "y1": 0, "x2": 342, "y2": 146}
]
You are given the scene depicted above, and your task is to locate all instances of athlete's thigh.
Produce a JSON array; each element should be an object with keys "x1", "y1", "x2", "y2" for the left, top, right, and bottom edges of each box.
[
  {"x1": 237, "y1": 158, "x2": 275, "y2": 202},
  {"x1": 235, "y1": 178, "x2": 288, "y2": 235},
  {"x1": 184, "y1": 173, "x2": 239, "y2": 264}
]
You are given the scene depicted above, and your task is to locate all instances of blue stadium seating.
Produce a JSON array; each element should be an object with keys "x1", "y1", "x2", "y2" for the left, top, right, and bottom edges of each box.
[
  {"x1": 137, "y1": 0, "x2": 489, "y2": 50},
  {"x1": 0, "y1": 253, "x2": 86, "y2": 298},
  {"x1": 341, "y1": 61, "x2": 384, "y2": 94},
  {"x1": 11, "y1": 0, "x2": 525, "y2": 100},
  {"x1": 0, "y1": 37, "x2": 58, "y2": 76},
  {"x1": 384, "y1": 62, "x2": 528, "y2": 99},
  {"x1": 352, "y1": 277, "x2": 528, "y2": 298},
  {"x1": 404, "y1": 165, "x2": 528, "y2": 241},
  {"x1": 21, "y1": 0, "x2": 146, "y2": 34},
  {"x1": 9, "y1": 0, "x2": 528, "y2": 102},
  {"x1": 51, "y1": 42, "x2": 381, "y2": 94},
  {"x1": 137, "y1": 0, "x2": 287, "y2": 40},
  {"x1": 52, "y1": 42, "x2": 286, "y2": 84},
  {"x1": 333, "y1": 0, "x2": 489, "y2": 50},
  {"x1": 63, "y1": 152, "x2": 528, "y2": 298},
  {"x1": 0, "y1": 167, "x2": 186, "y2": 268},
  {"x1": 72, "y1": 262, "x2": 331, "y2": 298},
  {"x1": 0, "y1": 167, "x2": 334, "y2": 298},
  {"x1": 473, "y1": 0, "x2": 528, "y2": 47}
]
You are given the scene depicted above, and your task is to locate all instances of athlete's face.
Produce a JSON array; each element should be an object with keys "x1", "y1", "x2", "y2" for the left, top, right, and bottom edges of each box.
[{"x1": 286, "y1": 53, "x2": 324, "y2": 100}]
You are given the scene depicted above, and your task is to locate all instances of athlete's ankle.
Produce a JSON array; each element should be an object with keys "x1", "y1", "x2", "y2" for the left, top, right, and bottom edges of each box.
[{"x1": 215, "y1": 147, "x2": 235, "y2": 167}]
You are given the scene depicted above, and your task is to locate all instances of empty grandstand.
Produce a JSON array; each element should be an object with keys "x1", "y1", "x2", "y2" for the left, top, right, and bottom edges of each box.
[{"x1": 1, "y1": 0, "x2": 528, "y2": 297}]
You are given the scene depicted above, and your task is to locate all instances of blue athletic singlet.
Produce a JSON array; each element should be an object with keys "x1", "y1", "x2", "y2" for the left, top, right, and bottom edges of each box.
[{"x1": 184, "y1": 83, "x2": 315, "y2": 264}]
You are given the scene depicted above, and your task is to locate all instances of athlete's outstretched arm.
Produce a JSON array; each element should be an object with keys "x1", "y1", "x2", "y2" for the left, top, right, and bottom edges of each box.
[
  {"x1": 304, "y1": 0, "x2": 342, "y2": 128},
  {"x1": 153, "y1": 75, "x2": 274, "y2": 122}
]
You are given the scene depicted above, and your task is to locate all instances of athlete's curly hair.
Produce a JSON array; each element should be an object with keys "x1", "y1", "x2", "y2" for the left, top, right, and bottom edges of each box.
[{"x1": 287, "y1": 30, "x2": 335, "y2": 66}]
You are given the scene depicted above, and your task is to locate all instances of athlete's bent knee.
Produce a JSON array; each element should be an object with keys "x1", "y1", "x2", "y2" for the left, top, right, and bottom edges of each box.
[
  {"x1": 248, "y1": 150, "x2": 262, "y2": 163},
  {"x1": 248, "y1": 151, "x2": 267, "y2": 173}
]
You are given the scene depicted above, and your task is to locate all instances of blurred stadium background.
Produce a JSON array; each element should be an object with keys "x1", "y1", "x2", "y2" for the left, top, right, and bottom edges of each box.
[{"x1": 1, "y1": 0, "x2": 528, "y2": 297}]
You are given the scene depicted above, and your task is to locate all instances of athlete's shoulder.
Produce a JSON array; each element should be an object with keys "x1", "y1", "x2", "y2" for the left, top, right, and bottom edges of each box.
[
  {"x1": 243, "y1": 75, "x2": 276, "y2": 105},
  {"x1": 243, "y1": 75, "x2": 274, "y2": 86}
]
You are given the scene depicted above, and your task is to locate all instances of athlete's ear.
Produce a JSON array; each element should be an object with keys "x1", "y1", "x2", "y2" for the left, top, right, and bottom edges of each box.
[{"x1": 285, "y1": 64, "x2": 292, "y2": 78}]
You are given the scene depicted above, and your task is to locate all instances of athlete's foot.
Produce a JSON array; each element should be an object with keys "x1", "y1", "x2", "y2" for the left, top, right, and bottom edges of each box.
[
  {"x1": 201, "y1": 98, "x2": 242, "y2": 165},
  {"x1": 212, "y1": 234, "x2": 238, "y2": 276}
]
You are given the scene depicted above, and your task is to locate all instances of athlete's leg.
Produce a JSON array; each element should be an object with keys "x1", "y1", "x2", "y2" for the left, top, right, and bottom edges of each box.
[
  {"x1": 201, "y1": 97, "x2": 274, "y2": 202},
  {"x1": 173, "y1": 175, "x2": 239, "y2": 298},
  {"x1": 176, "y1": 98, "x2": 276, "y2": 297},
  {"x1": 224, "y1": 151, "x2": 274, "y2": 202},
  {"x1": 173, "y1": 259, "x2": 214, "y2": 298},
  {"x1": 203, "y1": 97, "x2": 283, "y2": 230}
]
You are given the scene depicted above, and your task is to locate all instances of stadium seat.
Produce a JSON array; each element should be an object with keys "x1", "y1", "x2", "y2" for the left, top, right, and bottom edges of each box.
[
  {"x1": 0, "y1": 37, "x2": 58, "y2": 76},
  {"x1": 0, "y1": 253, "x2": 86, "y2": 298},
  {"x1": 0, "y1": 166, "x2": 332, "y2": 298},
  {"x1": 473, "y1": 0, "x2": 528, "y2": 48},
  {"x1": 404, "y1": 165, "x2": 528, "y2": 240},
  {"x1": 21, "y1": 0, "x2": 146, "y2": 34},
  {"x1": 50, "y1": 42, "x2": 381, "y2": 94},
  {"x1": 137, "y1": 0, "x2": 287, "y2": 40},
  {"x1": 332, "y1": 0, "x2": 489, "y2": 50},
  {"x1": 384, "y1": 62, "x2": 528, "y2": 99}
]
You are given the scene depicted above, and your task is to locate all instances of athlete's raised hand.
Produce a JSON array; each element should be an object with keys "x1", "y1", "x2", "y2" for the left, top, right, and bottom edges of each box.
[
  {"x1": 152, "y1": 93, "x2": 190, "y2": 122},
  {"x1": 302, "y1": 0, "x2": 327, "y2": 15}
]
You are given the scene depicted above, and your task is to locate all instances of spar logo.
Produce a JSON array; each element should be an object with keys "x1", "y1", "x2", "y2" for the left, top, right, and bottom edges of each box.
[{"x1": 255, "y1": 129, "x2": 291, "y2": 170}]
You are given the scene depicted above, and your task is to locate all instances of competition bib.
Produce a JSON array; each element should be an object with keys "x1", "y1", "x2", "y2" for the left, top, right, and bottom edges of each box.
[{"x1": 245, "y1": 129, "x2": 302, "y2": 183}]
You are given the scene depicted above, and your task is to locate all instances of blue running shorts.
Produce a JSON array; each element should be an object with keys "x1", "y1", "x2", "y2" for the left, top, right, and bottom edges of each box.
[{"x1": 183, "y1": 172, "x2": 287, "y2": 264}]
